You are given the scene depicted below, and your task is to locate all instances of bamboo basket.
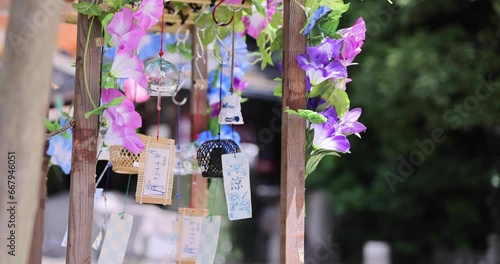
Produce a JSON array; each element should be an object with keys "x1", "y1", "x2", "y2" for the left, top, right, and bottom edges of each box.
[{"x1": 109, "y1": 134, "x2": 149, "y2": 174}]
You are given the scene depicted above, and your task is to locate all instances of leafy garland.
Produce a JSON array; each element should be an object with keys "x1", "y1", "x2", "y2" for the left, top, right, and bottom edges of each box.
[{"x1": 46, "y1": 0, "x2": 367, "y2": 178}]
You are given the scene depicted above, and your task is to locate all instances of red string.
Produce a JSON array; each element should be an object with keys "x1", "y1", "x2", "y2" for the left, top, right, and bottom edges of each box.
[
  {"x1": 159, "y1": 3, "x2": 165, "y2": 57},
  {"x1": 156, "y1": 107, "x2": 160, "y2": 140}
]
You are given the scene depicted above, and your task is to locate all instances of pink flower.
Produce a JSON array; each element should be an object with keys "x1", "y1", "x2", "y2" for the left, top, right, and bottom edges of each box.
[
  {"x1": 102, "y1": 88, "x2": 145, "y2": 154},
  {"x1": 110, "y1": 49, "x2": 148, "y2": 88},
  {"x1": 243, "y1": 0, "x2": 276, "y2": 39},
  {"x1": 134, "y1": 0, "x2": 164, "y2": 30},
  {"x1": 107, "y1": 8, "x2": 146, "y2": 51},
  {"x1": 337, "y1": 17, "x2": 366, "y2": 65},
  {"x1": 124, "y1": 78, "x2": 150, "y2": 103}
]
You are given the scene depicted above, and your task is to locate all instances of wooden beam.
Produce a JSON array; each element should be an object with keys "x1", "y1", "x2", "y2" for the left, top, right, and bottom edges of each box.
[
  {"x1": 66, "y1": 0, "x2": 102, "y2": 263},
  {"x1": 173, "y1": 0, "x2": 251, "y2": 8},
  {"x1": 0, "y1": 0, "x2": 61, "y2": 262},
  {"x1": 281, "y1": 0, "x2": 307, "y2": 263},
  {"x1": 29, "y1": 143, "x2": 49, "y2": 264},
  {"x1": 190, "y1": 24, "x2": 208, "y2": 209}
]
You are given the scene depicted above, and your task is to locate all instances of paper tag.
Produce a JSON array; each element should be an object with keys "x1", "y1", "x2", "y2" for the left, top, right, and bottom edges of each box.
[
  {"x1": 136, "y1": 137, "x2": 176, "y2": 205},
  {"x1": 176, "y1": 208, "x2": 208, "y2": 263},
  {"x1": 222, "y1": 153, "x2": 252, "y2": 220},
  {"x1": 61, "y1": 188, "x2": 104, "y2": 247},
  {"x1": 196, "y1": 216, "x2": 221, "y2": 264},
  {"x1": 92, "y1": 230, "x2": 103, "y2": 250},
  {"x1": 97, "y1": 214, "x2": 134, "y2": 264},
  {"x1": 218, "y1": 93, "x2": 244, "y2": 125}
]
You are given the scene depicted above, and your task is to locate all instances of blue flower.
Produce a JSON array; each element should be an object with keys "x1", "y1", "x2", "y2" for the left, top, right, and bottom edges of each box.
[
  {"x1": 197, "y1": 125, "x2": 241, "y2": 146},
  {"x1": 207, "y1": 69, "x2": 232, "y2": 117},
  {"x1": 303, "y1": 6, "x2": 331, "y2": 35},
  {"x1": 46, "y1": 119, "x2": 73, "y2": 174},
  {"x1": 219, "y1": 34, "x2": 249, "y2": 79}
]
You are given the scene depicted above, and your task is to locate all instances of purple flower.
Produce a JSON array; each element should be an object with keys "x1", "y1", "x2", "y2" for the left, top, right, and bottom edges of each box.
[
  {"x1": 102, "y1": 89, "x2": 145, "y2": 154},
  {"x1": 337, "y1": 17, "x2": 366, "y2": 65},
  {"x1": 303, "y1": 6, "x2": 331, "y2": 35},
  {"x1": 296, "y1": 54, "x2": 347, "y2": 85},
  {"x1": 307, "y1": 37, "x2": 343, "y2": 65},
  {"x1": 336, "y1": 108, "x2": 366, "y2": 138},
  {"x1": 107, "y1": 8, "x2": 146, "y2": 51},
  {"x1": 311, "y1": 123, "x2": 350, "y2": 153},
  {"x1": 134, "y1": 0, "x2": 163, "y2": 30}
]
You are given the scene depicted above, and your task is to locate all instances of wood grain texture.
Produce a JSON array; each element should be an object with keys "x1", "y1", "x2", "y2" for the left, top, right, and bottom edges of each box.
[
  {"x1": 190, "y1": 25, "x2": 209, "y2": 209},
  {"x1": 0, "y1": 0, "x2": 61, "y2": 262},
  {"x1": 29, "y1": 143, "x2": 49, "y2": 264},
  {"x1": 66, "y1": 2, "x2": 102, "y2": 263},
  {"x1": 281, "y1": 0, "x2": 307, "y2": 263}
]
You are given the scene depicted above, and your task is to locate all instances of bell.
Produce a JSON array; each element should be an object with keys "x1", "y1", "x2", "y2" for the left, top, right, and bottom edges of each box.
[
  {"x1": 218, "y1": 93, "x2": 244, "y2": 125},
  {"x1": 144, "y1": 57, "x2": 180, "y2": 97}
]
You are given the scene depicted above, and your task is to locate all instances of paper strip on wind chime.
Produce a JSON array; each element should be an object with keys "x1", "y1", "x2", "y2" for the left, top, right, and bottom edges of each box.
[
  {"x1": 196, "y1": 215, "x2": 222, "y2": 264},
  {"x1": 222, "y1": 153, "x2": 252, "y2": 220},
  {"x1": 61, "y1": 188, "x2": 103, "y2": 247},
  {"x1": 97, "y1": 213, "x2": 134, "y2": 264},
  {"x1": 176, "y1": 208, "x2": 209, "y2": 263},
  {"x1": 135, "y1": 136, "x2": 176, "y2": 205}
]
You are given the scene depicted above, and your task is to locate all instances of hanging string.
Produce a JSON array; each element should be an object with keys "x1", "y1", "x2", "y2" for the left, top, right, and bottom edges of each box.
[
  {"x1": 156, "y1": 2, "x2": 167, "y2": 141},
  {"x1": 218, "y1": 62, "x2": 223, "y2": 138},
  {"x1": 119, "y1": 173, "x2": 132, "y2": 219},
  {"x1": 230, "y1": 11, "x2": 236, "y2": 95},
  {"x1": 208, "y1": 178, "x2": 220, "y2": 216}
]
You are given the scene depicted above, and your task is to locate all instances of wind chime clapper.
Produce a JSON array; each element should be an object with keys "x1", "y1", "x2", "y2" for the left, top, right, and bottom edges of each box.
[{"x1": 196, "y1": 2, "x2": 242, "y2": 178}]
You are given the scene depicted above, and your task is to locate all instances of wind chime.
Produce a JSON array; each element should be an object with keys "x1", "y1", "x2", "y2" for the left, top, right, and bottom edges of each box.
[{"x1": 196, "y1": 0, "x2": 244, "y2": 178}]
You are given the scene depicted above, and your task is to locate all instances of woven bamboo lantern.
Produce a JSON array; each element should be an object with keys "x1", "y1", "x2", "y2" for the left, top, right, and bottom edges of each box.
[{"x1": 109, "y1": 134, "x2": 149, "y2": 174}]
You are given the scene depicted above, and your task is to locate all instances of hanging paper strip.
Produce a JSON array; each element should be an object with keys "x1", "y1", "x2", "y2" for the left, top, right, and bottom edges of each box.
[
  {"x1": 97, "y1": 213, "x2": 134, "y2": 264},
  {"x1": 135, "y1": 136, "x2": 176, "y2": 205},
  {"x1": 196, "y1": 216, "x2": 222, "y2": 264},
  {"x1": 222, "y1": 153, "x2": 252, "y2": 220},
  {"x1": 176, "y1": 208, "x2": 208, "y2": 263},
  {"x1": 61, "y1": 188, "x2": 103, "y2": 247}
]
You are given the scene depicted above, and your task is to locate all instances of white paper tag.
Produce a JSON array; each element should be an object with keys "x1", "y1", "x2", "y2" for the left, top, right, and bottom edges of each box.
[
  {"x1": 218, "y1": 93, "x2": 244, "y2": 125},
  {"x1": 92, "y1": 230, "x2": 103, "y2": 250},
  {"x1": 144, "y1": 148, "x2": 170, "y2": 196},
  {"x1": 180, "y1": 216, "x2": 204, "y2": 258},
  {"x1": 61, "y1": 188, "x2": 103, "y2": 247},
  {"x1": 97, "y1": 214, "x2": 134, "y2": 264},
  {"x1": 196, "y1": 216, "x2": 221, "y2": 264},
  {"x1": 222, "y1": 153, "x2": 252, "y2": 220}
]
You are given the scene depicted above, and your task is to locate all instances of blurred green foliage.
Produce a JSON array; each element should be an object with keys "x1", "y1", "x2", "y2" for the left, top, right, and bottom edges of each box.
[{"x1": 307, "y1": 0, "x2": 500, "y2": 262}]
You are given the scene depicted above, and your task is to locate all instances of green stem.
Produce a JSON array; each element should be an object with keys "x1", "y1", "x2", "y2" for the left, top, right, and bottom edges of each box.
[{"x1": 84, "y1": 16, "x2": 97, "y2": 109}]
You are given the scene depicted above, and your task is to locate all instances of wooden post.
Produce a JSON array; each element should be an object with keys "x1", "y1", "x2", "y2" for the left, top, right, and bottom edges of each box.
[
  {"x1": 29, "y1": 143, "x2": 49, "y2": 264},
  {"x1": 66, "y1": 1, "x2": 102, "y2": 263},
  {"x1": 0, "y1": 0, "x2": 61, "y2": 262},
  {"x1": 281, "y1": 0, "x2": 307, "y2": 263},
  {"x1": 190, "y1": 24, "x2": 208, "y2": 209}
]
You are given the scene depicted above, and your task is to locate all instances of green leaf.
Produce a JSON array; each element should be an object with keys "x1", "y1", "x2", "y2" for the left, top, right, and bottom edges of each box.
[
  {"x1": 273, "y1": 83, "x2": 282, "y2": 97},
  {"x1": 306, "y1": 153, "x2": 326, "y2": 177},
  {"x1": 166, "y1": 44, "x2": 177, "y2": 54},
  {"x1": 285, "y1": 109, "x2": 327, "y2": 124},
  {"x1": 270, "y1": 27, "x2": 283, "y2": 52},
  {"x1": 73, "y1": 2, "x2": 102, "y2": 17},
  {"x1": 270, "y1": 12, "x2": 283, "y2": 29},
  {"x1": 256, "y1": 33, "x2": 273, "y2": 69},
  {"x1": 84, "y1": 96, "x2": 124, "y2": 118},
  {"x1": 101, "y1": 74, "x2": 116, "y2": 88},
  {"x1": 320, "y1": 82, "x2": 350, "y2": 118},
  {"x1": 179, "y1": 43, "x2": 193, "y2": 61},
  {"x1": 103, "y1": 0, "x2": 122, "y2": 10},
  {"x1": 45, "y1": 118, "x2": 59, "y2": 132},
  {"x1": 60, "y1": 111, "x2": 72, "y2": 119},
  {"x1": 309, "y1": 81, "x2": 328, "y2": 98},
  {"x1": 100, "y1": 13, "x2": 114, "y2": 46}
]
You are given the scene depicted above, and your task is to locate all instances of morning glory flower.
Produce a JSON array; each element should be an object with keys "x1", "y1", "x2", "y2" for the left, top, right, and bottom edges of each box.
[
  {"x1": 242, "y1": 0, "x2": 276, "y2": 38},
  {"x1": 311, "y1": 123, "x2": 350, "y2": 153},
  {"x1": 336, "y1": 108, "x2": 367, "y2": 138},
  {"x1": 124, "y1": 78, "x2": 150, "y2": 103},
  {"x1": 110, "y1": 49, "x2": 149, "y2": 88},
  {"x1": 107, "y1": 8, "x2": 146, "y2": 51},
  {"x1": 337, "y1": 17, "x2": 366, "y2": 65},
  {"x1": 307, "y1": 37, "x2": 343, "y2": 65},
  {"x1": 303, "y1": 6, "x2": 331, "y2": 35},
  {"x1": 197, "y1": 125, "x2": 241, "y2": 146},
  {"x1": 134, "y1": 0, "x2": 164, "y2": 30},
  {"x1": 102, "y1": 88, "x2": 145, "y2": 154},
  {"x1": 296, "y1": 54, "x2": 347, "y2": 85},
  {"x1": 47, "y1": 119, "x2": 73, "y2": 174}
]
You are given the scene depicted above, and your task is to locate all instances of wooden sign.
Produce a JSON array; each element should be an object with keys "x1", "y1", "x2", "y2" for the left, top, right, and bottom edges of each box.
[
  {"x1": 135, "y1": 136, "x2": 176, "y2": 205},
  {"x1": 176, "y1": 207, "x2": 208, "y2": 263}
]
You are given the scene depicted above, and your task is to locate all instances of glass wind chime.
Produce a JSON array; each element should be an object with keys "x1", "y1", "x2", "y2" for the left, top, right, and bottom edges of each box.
[{"x1": 197, "y1": 3, "x2": 244, "y2": 178}]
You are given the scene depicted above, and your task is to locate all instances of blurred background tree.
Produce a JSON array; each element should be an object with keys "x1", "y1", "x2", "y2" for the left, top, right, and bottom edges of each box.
[{"x1": 307, "y1": 0, "x2": 500, "y2": 262}]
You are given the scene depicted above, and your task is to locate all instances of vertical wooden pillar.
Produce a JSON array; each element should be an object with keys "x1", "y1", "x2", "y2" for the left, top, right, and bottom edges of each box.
[
  {"x1": 29, "y1": 143, "x2": 49, "y2": 264},
  {"x1": 281, "y1": 0, "x2": 307, "y2": 263},
  {"x1": 190, "y1": 25, "x2": 208, "y2": 209},
  {"x1": 66, "y1": 1, "x2": 102, "y2": 263},
  {"x1": 0, "y1": 0, "x2": 61, "y2": 263}
]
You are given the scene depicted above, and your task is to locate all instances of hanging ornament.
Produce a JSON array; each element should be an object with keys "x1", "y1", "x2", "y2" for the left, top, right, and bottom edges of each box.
[
  {"x1": 144, "y1": 57, "x2": 180, "y2": 97},
  {"x1": 197, "y1": 4, "x2": 241, "y2": 178}
]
